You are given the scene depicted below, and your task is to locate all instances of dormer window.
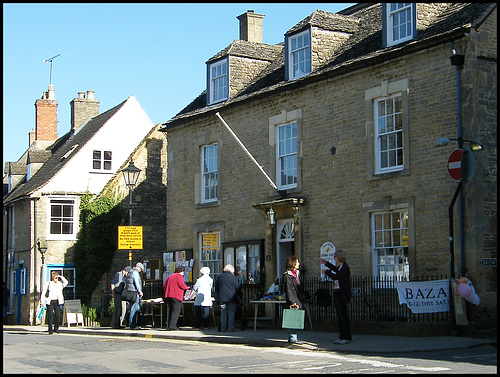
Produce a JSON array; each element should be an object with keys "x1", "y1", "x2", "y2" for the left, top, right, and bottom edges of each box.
[
  {"x1": 208, "y1": 58, "x2": 228, "y2": 105},
  {"x1": 286, "y1": 29, "x2": 311, "y2": 80},
  {"x1": 383, "y1": 3, "x2": 416, "y2": 47}
]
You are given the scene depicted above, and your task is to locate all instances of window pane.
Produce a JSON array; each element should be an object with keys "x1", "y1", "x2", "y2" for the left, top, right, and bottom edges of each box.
[
  {"x1": 373, "y1": 209, "x2": 409, "y2": 279},
  {"x1": 202, "y1": 144, "x2": 218, "y2": 202}
]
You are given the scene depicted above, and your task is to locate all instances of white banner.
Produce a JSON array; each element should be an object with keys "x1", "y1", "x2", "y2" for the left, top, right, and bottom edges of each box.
[{"x1": 395, "y1": 279, "x2": 450, "y2": 314}]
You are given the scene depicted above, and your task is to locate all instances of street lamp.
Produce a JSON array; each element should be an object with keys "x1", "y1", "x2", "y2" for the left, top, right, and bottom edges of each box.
[
  {"x1": 121, "y1": 159, "x2": 141, "y2": 226},
  {"x1": 37, "y1": 239, "x2": 47, "y2": 265},
  {"x1": 121, "y1": 159, "x2": 141, "y2": 266},
  {"x1": 434, "y1": 137, "x2": 483, "y2": 151},
  {"x1": 266, "y1": 206, "x2": 276, "y2": 226}
]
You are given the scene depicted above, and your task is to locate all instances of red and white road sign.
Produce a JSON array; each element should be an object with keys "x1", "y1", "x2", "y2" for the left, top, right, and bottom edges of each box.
[{"x1": 447, "y1": 149, "x2": 463, "y2": 181}]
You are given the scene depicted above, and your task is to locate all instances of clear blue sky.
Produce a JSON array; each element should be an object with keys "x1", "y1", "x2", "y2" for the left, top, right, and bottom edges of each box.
[{"x1": 3, "y1": 3, "x2": 354, "y2": 166}]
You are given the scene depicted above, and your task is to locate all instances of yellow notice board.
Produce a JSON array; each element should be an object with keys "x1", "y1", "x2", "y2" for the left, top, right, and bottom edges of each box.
[{"x1": 118, "y1": 226, "x2": 143, "y2": 249}]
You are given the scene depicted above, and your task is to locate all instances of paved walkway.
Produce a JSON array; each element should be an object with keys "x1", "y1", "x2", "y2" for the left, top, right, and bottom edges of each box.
[{"x1": 4, "y1": 324, "x2": 496, "y2": 354}]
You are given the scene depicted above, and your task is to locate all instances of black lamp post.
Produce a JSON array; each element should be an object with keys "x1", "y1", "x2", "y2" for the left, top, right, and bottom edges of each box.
[
  {"x1": 121, "y1": 159, "x2": 141, "y2": 226},
  {"x1": 121, "y1": 159, "x2": 141, "y2": 266},
  {"x1": 37, "y1": 239, "x2": 47, "y2": 301}
]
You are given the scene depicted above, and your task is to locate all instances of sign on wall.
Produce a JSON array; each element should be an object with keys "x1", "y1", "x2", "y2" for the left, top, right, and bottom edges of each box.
[
  {"x1": 320, "y1": 242, "x2": 336, "y2": 280},
  {"x1": 118, "y1": 226, "x2": 143, "y2": 249}
]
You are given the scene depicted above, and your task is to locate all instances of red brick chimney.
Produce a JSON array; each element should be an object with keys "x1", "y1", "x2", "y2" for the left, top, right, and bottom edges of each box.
[{"x1": 34, "y1": 84, "x2": 58, "y2": 142}]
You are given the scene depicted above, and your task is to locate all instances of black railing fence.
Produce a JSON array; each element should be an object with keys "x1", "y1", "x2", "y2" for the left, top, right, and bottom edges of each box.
[{"x1": 303, "y1": 274, "x2": 450, "y2": 324}]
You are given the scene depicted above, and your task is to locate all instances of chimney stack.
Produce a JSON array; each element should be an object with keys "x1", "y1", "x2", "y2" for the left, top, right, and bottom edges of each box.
[
  {"x1": 34, "y1": 84, "x2": 58, "y2": 142},
  {"x1": 70, "y1": 90, "x2": 100, "y2": 133},
  {"x1": 237, "y1": 10, "x2": 264, "y2": 43}
]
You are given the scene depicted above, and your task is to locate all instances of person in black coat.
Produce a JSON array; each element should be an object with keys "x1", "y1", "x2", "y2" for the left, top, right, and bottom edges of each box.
[
  {"x1": 283, "y1": 256, "x2": 305, "y2": 310},
  {"x1": 321, "y1": 250, "x2": 352, "y2": 344},
  {"x1": 215, "y1": 264, "x2": 240, "y2": 332}
]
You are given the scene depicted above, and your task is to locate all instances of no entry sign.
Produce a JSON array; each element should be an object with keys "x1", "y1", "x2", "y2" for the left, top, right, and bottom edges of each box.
[{"x1": 447, "y1": 149, "x2": 463, "y2": 181}]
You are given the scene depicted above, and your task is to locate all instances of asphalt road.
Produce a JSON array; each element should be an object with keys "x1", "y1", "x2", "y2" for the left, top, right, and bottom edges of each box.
[{"x1": 3, "y1": 331, "x2": 497, "y2": 374}]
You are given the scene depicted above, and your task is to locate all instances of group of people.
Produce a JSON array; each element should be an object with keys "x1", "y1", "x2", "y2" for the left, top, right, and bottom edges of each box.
[
  {"x1": 283, "y1": 251, "x2": 352, "y2": 344},
  {"x1": 37, "y1": 252, "x2": 351, "y2": 345},
  {"x1": 163, "y1": 264, "x2": 241, "y2": 332},
  {"x1": 110, "y1": 262, "x2": 144, "y2": 330}
]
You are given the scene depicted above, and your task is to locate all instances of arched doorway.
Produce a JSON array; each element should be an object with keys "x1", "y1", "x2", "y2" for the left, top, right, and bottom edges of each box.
[{"x1": 276, "y1": 219, "x2": 294, "y2": 281}]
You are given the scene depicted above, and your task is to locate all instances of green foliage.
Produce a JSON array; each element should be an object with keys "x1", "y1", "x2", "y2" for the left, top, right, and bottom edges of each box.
[
  {"x1": 73, "y1": 191, "x2": 126, "y2": 305},
  {"x1": 82, "y1": 303, "x2": 97, "y2": 326}
]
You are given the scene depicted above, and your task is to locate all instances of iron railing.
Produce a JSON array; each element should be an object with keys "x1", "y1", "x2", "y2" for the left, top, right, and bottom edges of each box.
[
  {"x1": 303, "y1": 274, "x2": 450, "y2": 323},
  {"x1": 126, "y1": 275, "x2": 450, "y2": 325}
]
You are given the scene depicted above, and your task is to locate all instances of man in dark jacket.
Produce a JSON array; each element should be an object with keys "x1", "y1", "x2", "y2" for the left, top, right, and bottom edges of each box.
[
  {"x1": 321, "y1": 250, "x2": 352, "y2": 344},
  {"x1": 110, "y1": 266, "x2": 131, "y2": 329},
  {"x1": 215, "y1": 264, "x2": 240, "y2": 332}
]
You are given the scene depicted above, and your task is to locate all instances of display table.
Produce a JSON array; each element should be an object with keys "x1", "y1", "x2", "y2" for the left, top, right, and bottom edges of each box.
[
  {"x1": 250, "y1": 300, "x2": 285, "y2": 331},
  {"x1": 142, "y1": 298, "x2": 164, "y2": 328}
]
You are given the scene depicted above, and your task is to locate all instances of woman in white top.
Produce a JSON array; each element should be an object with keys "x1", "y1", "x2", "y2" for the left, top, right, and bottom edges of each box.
[
  {"x1": 192, "y1": 266, "x2": 213, "y2": 329},
  {"x1": 40, "y1": 271, "x2": 68, "y2": 334}
]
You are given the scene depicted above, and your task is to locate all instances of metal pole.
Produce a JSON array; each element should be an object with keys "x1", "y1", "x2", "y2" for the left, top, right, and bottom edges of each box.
[
  {"x1": 215, "y1": 112, "x2": 279, "y2": 191},
  {"x1": 129, "y1": 189, "x2": 133, "y2": 226},
  {"x1": 129, "y1": 189, "x2": 133, "y2": 266},
  {"x1": 449, "y1": 181, "x2": 463, "y2": 279}
]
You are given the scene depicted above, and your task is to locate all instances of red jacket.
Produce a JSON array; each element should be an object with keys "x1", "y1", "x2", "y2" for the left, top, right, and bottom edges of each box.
[{"x1": 163, "y1": 273, "x2": 189, "y2": 301}]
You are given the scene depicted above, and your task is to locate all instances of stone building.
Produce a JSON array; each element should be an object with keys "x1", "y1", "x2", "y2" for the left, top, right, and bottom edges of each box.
[{"x1": 161, "y1": 4, "x2": 496, "y2": 331}]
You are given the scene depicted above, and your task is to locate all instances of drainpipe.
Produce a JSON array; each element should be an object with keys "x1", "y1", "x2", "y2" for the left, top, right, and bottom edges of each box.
[
  {"x1": 32, "y1": 197, "x2": 39, "y2": 325},
  {"x1": 450, "y1": 43, "x2": 466, "y2": 277}
]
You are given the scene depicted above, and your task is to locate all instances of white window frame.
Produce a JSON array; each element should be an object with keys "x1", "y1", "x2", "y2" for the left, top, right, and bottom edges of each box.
[
  {"x1": 209, "y1": 59, "x2": 228, "y2": 104},
  {"x1": 276, "y1": 122, "x2": 298, "y2": 190},
  {"x1": 371, "y1": 209, "x2": 410, "y2": 281},
  {"x1": 374, "y1": 94, "x2": 404, "y2": 174},
  {"x1": 92, "y1": 150, "x2": 112, "y2": 171},
  {"x1": 201, "y1": 143, "x2": 218, "y2": 203},
  {"x1": 199, "y1": 232, "x2": 221, "y2": 283},
  {"x1": 386, "y1": 3, "x2": 415, "y2": 47},
  {"x1": 287, "y1": 29, "x2": 311, "y2": 80},
  {"x1": 47, "y1": 196, "x2": 78, "y2": 240}
]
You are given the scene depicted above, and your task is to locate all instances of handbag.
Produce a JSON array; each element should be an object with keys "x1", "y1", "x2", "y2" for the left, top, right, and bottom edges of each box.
[
  {"x1": 37, "y1": 306, "x2": 46, "y2": 319},
  {"x1": 282, "y1": 308, "x2": 305, "y2": 329},
  {"x1": 114, "y1": 281, "x2": 125, "y2": 294}
]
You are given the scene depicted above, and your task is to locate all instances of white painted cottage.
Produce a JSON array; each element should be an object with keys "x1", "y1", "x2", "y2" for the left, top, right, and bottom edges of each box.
[{"x1": 3, "y1": 85, "x2": 154, "y2": 324}]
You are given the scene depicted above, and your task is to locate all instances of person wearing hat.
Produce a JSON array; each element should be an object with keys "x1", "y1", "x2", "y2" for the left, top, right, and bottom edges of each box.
[{"x1": 124, "y1": 262, "x2": 144, "y2": 330}]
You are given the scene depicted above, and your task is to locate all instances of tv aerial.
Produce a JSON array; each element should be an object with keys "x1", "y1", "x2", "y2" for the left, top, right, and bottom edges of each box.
[{"x1": 42, "y1": 54, "x2": 60, "y2": 85}]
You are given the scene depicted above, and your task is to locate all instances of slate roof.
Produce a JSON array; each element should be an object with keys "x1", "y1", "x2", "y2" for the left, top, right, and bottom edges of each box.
[
  {"x1": 3, "y1": 98, "x2": 128, "y2": 203},
  {"x1": 166, "y1": 3, "x2": 496, "y2": 126}
]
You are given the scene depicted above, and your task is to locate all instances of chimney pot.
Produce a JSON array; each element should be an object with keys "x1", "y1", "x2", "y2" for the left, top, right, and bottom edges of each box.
[{"x1": 86, "y1": 90, "x2": 95, "y2": 100}]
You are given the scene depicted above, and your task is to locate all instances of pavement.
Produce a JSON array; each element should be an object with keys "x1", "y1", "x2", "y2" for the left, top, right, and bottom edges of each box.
[{"x1": 3, "y1": 324, "x2": 496, "y2": 354}]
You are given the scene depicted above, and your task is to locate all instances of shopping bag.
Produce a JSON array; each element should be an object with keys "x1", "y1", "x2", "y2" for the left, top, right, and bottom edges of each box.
[
  {"x1": 282, "y1": 308, "x2": 305, "y2": 329},
  {"x1": 37, "y1": 306, "x2": 46, "y2": 319}
]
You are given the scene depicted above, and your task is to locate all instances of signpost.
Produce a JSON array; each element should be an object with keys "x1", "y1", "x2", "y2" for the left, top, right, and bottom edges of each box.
[{"x1": 447, "y1": 149, "x2": 463, "y2": 181}]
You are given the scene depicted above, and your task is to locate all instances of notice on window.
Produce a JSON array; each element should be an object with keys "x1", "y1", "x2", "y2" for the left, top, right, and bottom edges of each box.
[{"x1": 118, "y1": 226, "x2": 143, "y2": 250}]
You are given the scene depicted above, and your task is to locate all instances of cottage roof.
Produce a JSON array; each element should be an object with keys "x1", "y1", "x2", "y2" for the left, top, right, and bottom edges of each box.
[
  {"x1": 3, "y1": 98, "x2": 128, "y2": 203},
  {"x1": 166, "y1": 3, "x2": 496, "y2": 127}
]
